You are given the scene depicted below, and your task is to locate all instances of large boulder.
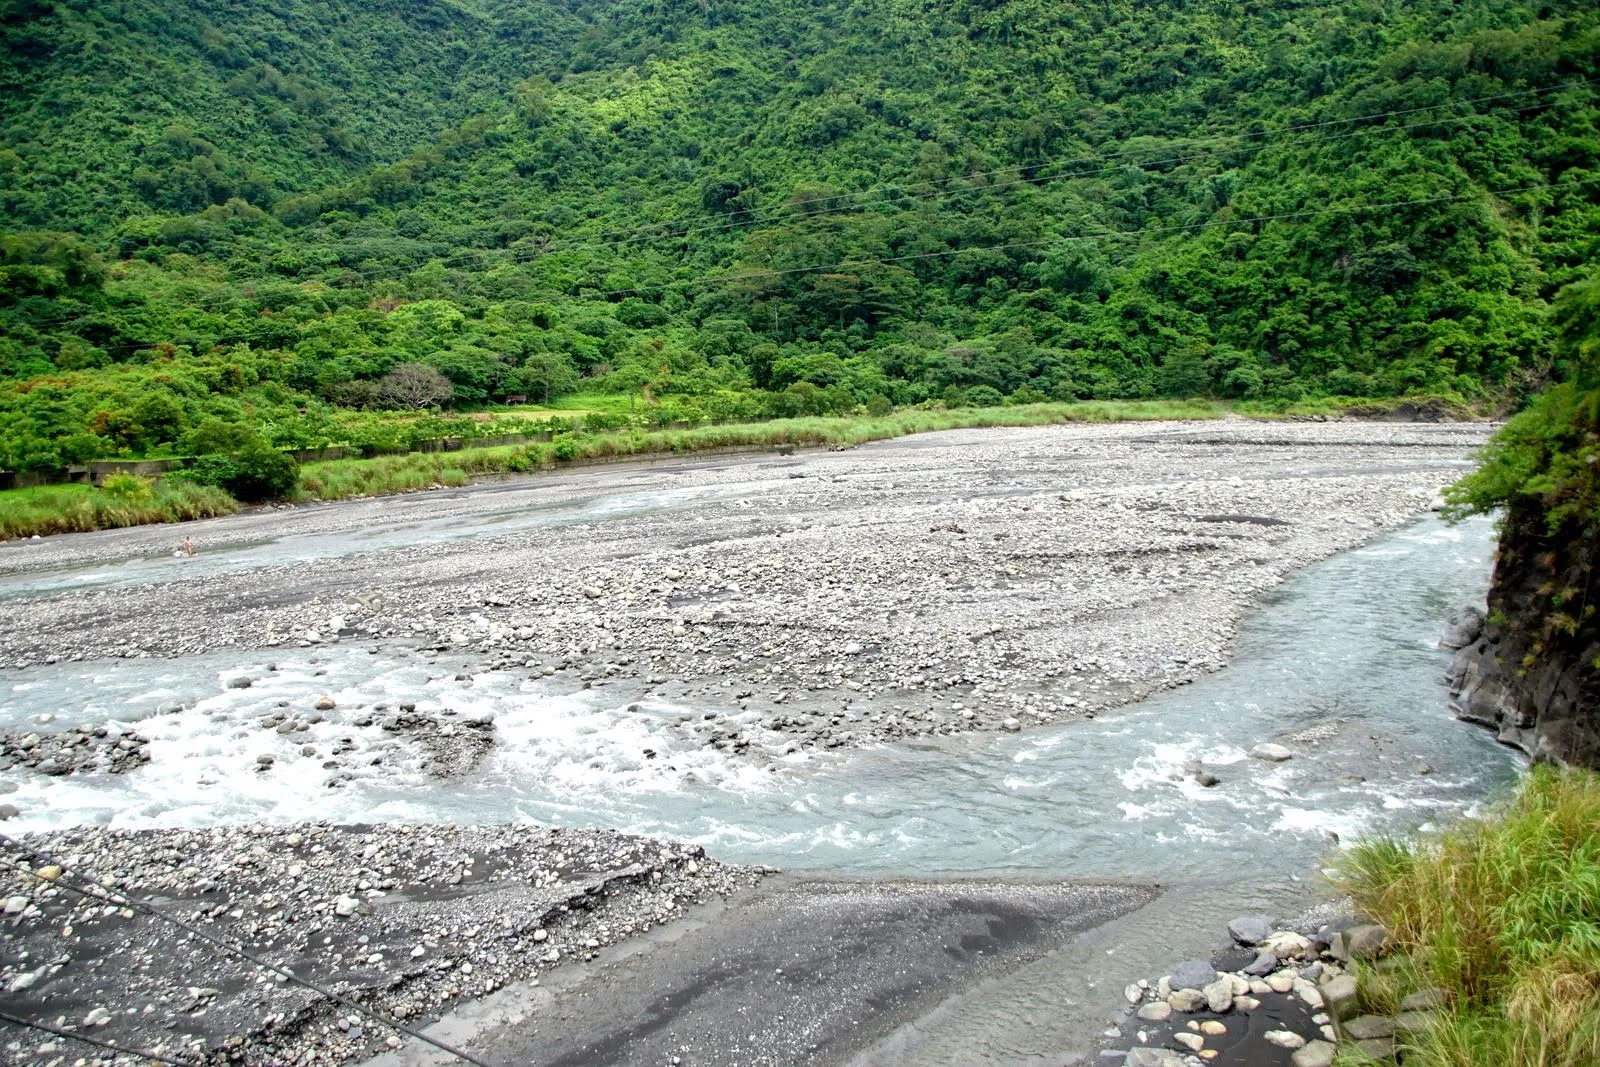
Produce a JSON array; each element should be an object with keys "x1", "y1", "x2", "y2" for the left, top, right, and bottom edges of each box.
[
  {"x1": 1168, "y1": 960, "x2": 1217, "y2": 992},
  {"x1": 1202, "y1": 977, "x2": 1234, "y2": 1013},
  {"x1": 1329, "y1": 923, "x2": 1390, "y2": 962},
  {"x1": 1226, "y1": 915, "x2": 1276, "y2": 945},
  {"x1": 1440, "y1": 606, "x2": 1485, "y2": 649}
]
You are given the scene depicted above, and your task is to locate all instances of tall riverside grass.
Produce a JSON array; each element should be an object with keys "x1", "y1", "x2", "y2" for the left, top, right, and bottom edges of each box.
[
  {"x1": 0, "y1": 480, "x2": 238, "y2": 538},
  {"x1": 295, "y1": 401, "x2": 1223, "y2": 502},
  {"x1": 3, "y1": 401, "x2": 1225, "y2": 531},
  {"x1": 1234, "y1": 392, "x2": 1488, "y2": 420},
  {"x1": 1334, "y1": 766, "x2": 1600, "y2": 1067}
]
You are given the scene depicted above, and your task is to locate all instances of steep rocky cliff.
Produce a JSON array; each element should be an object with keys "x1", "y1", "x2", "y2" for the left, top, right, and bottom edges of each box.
[{"x1": 1446, "y1": 503, "x2": 1600, "y2": 769}]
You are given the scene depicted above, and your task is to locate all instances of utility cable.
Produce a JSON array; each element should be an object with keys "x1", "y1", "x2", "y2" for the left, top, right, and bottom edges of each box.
[
  {"x1": 483, "y1": 100, "x2": 1569, "y2": 256},
  {"x1": 508, "y1": 81, "x2": 1600, "y2": 255},
  {"x1": 0, "y1": 834, "x2": 496, "y2": 1067},
  {"x1": 0, "y1": 1008, "x2": 208, "y2": 1066},
  {"x1": 509, "y1": 172, "x2": 1600, "y2": 300}
]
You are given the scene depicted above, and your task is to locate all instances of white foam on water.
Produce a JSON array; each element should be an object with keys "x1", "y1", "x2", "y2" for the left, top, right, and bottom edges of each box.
[
  {"x1": 1271, "y1": 805, "x2": 1376, "y2": 841},
  {"x1": 1117, "y1": 801, "x2": 1162, "y2": 821},
  {"x1": 1117, "y1": 737, "x2": 1224, "y2": 793},
  {"x1": 3, "y1": 643, "x2": 792, "y2": 833}
]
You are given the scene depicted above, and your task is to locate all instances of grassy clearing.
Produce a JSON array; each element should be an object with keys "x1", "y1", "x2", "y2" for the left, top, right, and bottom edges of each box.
[
  {"x1": 0, "y1": 479, "x2": 238, "y2": 539},
  {"x1": 295, "y1": 446, "x2": 545, "y2": 500},
  {"x1": 478, "y1": 391, "x2": 630, "y2": 418},
  {"x1": 1333, "y1": 766, "x2": 1600, "y2": 1067},
  {"x1": 294, "y1": 400, "x2": 1224, "y2": 502}
]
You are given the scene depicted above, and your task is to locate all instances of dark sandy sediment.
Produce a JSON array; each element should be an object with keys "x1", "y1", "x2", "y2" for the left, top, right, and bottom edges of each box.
[
  {"x1": 1, "y1": 822, "x2": 1156, "y2": 1067},
  {"x1": 0, "y1": 823, "x2": 762, "y2": 1066}
]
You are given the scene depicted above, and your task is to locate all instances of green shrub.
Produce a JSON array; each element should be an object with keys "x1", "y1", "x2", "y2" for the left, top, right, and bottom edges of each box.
[
  {"x1": 1335, "y1": 767, "x2": 1600, "y2": 1067},
  {"x1": 551, "y1": 433, "x2": 580, "y2": 461},
  {"x1": 227, "y1": 441, "x2": 299, "y2": 501},
  {"x1": 100, "y1": 472, "x2": 153, "y2": 502},
  {"x1": 177, "y1": 443, "x2": 298, "y2": 501},
  {"x1": 177, "y1": 454, "x2": 238, "y2": 488}
]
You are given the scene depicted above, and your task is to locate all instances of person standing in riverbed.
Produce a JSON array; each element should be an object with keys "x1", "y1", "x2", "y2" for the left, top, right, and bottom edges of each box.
[{"x1": 182, "y1": 536, "x2": 195, "y2": 557}]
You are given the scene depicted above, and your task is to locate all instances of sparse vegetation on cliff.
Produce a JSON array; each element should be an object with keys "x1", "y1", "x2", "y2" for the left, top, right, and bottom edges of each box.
[
  {"x1": 1438, "y1": 266, "x2": 1599, "y2": 766},
  {"x1": 1446, "y1": 269, "x2": 1600, "y2": 529}
]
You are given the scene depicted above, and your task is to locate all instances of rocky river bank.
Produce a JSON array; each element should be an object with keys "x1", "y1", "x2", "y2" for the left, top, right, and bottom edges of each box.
[{"x1": 1103, "y1": 907, "x2": 1416, "y2": 1067}]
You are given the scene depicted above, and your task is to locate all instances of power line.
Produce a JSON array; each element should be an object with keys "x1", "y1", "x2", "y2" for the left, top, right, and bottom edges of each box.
[
  {"x1": 513, "y1": 79, "x2": 1600, "y2": 255},
  {"x1": 7, "y1": 74, "x2": 1595, "y2": 335},
  {"x1": 0, "y1": 834, "x2": 496, "y2": 1067},
  {"x1": 0, "y1": 1008, "x2": 207, "y2": 1067},
  {"x1": 180, "y1": 78, "x2": 1600, "y2": 274},
  {"x1": 493, "y1": 101, "x2": 1557, "y2": 258}
]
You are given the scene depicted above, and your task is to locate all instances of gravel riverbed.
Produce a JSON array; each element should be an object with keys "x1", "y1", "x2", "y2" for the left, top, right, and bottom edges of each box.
[
  {"x1": 2, "y1": 419, "x2": 1489, "y2": 764},
  {"x1": 0, "y1": 823, "x2": 764, "y2": 1066},
  {"x1": 0, "y1": 418, "x2": 1494, "y2": 1065}
]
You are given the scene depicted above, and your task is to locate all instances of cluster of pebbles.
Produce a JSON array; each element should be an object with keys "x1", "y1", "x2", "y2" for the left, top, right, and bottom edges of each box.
[
  {"x1": 0, "y1": 421, "x2": 1492, "y2": 765},
  {"x1": 0, "y1": 725, "x2": 150, "y2": 781},
  {"x1": 1108, "y1": 912, "x2": 1426, "y2": 1066},
  {"x1": 0, "y1": 823, "x2": 765, "y2": 1066},
  {"x1": 245, "y1": 692, "x2": 499, "y2": 785}
]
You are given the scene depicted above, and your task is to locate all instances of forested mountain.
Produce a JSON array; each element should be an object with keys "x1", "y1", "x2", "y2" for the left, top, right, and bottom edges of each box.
[
  {"x1": 2, "y1": 0, "x2": 1598, "y2": 470},
  {"x1": 0, "y1": 0, "x2": 583, "y2": 228}
]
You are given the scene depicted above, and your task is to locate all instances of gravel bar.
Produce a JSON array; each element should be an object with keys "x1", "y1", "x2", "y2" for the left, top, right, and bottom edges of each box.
[
  {"x1": 0, "y1": 823, "x2": 764, "y2": 1066},
  {"x1": 1, "y1": 420, "x2": 1490, "y2": 759}
]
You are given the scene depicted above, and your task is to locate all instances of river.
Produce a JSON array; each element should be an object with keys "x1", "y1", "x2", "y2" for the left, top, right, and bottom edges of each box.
[{"x1": 1, "y1": 513, "x2": 1520, "y2": 891}]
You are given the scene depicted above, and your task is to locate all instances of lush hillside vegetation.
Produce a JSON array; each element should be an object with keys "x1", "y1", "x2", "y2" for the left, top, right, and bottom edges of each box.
[
  {"x1": 2, "y1": 0, "x2": 1598, "y2": 472},
  {"x1": 0, "y1": 0, "x2": 583, "y2": 228}
]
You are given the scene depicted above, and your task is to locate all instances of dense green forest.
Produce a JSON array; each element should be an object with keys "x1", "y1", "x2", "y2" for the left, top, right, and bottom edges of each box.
[{"x1": 2, "y1": 0, "x2": 1598, "y2": 471}]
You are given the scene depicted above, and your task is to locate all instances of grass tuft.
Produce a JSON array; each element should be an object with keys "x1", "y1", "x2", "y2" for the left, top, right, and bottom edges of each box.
[
  {"x1": 0, "y1": 480, "x2": 239, "y2": 539},
  {"x1": 1333, "y1": 766, "x2": 1600, "y2": 1067}
]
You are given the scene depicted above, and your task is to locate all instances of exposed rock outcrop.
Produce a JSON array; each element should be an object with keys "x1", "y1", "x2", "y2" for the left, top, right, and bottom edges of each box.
[{"x1": 1446, "y1": 502, "x2": 1600, "y2": 769}]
